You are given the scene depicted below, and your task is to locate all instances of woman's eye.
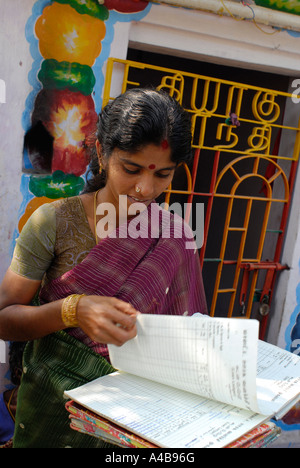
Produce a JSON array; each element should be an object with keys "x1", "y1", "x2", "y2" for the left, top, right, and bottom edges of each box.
[
  {"x1": 122, "y1": 165, "x2": 172, "y2": 178},
  {"x1": 123, "y1": 167, "x2": 139, "y2": 175},
  {"x1": 156, "y1": 172, "x2": 171, "y2": 179}
]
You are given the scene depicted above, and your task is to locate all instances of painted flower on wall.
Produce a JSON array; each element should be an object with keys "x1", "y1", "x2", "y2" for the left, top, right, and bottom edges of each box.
[
  {"x1": 254, "y1": 0, "x2": 300, "y2": 15},
  {"x1": 38, "y1": 59, "x2": 96, "y2": 96},
  {"x1": 35, "y1": 2, "x2": 106, "y2": 66},
  {"x1": 55, "y1": 0, "x2": 109, "y2": 19},
  {"x1": 32, "y1": 89, "x2": 98, "y2": 176},
  {"x1": 104, "y1": 0, "x2": 149, "y2": 13},
  {"x1": 47, "y1": 90, "x2": 98, "y2": 176},
  {"x1": 29, "y1": 170, "x2": 85, "y2": 199}
]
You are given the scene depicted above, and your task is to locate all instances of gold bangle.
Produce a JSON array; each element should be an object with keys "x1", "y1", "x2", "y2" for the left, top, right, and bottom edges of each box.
[{"x1": 61, "y1": 294, "x2": 85, "y2": 328}]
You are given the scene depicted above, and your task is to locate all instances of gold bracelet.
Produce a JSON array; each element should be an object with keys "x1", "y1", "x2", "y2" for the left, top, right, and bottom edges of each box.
[{"x1": 61, "y1": 294, "x2": 85, "y2": 328}]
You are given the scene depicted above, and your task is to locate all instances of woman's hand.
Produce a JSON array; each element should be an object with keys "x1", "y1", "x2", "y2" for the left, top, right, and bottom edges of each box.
[{"x1": 76, "y1": 295, "x2": 139, "y2": 346}]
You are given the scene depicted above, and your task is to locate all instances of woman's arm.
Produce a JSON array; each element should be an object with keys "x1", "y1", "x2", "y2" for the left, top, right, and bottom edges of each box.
[
  {"x1": 0, "y1": 268, "x2": 64, "y2": 341},
  {"x1": 0, "y1": 269, "x2": 138, "y2": 345}
]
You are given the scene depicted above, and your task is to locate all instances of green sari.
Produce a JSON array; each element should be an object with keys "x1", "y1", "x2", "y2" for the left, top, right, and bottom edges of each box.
[{"x1": 13, "y1": 331, "x2": 115, "y2": 448}]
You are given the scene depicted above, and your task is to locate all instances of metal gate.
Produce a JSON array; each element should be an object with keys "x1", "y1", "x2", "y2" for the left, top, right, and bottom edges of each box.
[{"x1": 103, "y1": 58, "x2": 300, "y2": 338}]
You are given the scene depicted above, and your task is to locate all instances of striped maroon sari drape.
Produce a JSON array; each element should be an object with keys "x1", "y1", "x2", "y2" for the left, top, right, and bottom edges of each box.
[{"x1": 39, "y1": 202, "x2": 207, "y2": 359}]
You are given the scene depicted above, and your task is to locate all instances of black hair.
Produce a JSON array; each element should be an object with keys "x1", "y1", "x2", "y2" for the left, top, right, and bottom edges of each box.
[{"x1": 84, "y1": 88, "x2": 192, "y2": 193}]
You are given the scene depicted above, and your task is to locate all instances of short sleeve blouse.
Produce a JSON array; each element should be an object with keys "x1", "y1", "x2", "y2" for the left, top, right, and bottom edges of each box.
[{"x1": 10, "y1": 197, "x2": 95, "y2": 284}]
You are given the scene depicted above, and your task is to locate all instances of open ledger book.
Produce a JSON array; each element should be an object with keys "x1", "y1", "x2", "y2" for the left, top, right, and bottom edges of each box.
[{"x1": 64, "y1": 314, "x2": 300, "y2": 448}]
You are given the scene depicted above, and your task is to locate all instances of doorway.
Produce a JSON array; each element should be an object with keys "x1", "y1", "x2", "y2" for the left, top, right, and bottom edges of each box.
[{"x1": 103, "y1": 50, "x2": 299, "y2": 338}]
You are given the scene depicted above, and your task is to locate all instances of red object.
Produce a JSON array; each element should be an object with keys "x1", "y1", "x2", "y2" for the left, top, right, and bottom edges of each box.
[
  {"x1": 35, "y1": 89, "x2": 98, "y2": 176},
  {"x1": 161, "y1": 139, "x2": 169, "y2": 149},
  {"x1": 104, "y1": 0, "x2": 148, "y2": 13},
  {"x1": 148, "y1": 164, "x2": 156, "y2": 170}
]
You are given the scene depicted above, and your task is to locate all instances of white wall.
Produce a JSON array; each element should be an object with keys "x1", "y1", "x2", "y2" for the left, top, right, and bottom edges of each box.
[
  {"x1": 129, "y1": 3, "x2": 300, "y2": 76},
  {"x1": 0, "y1": 0, "x2": 36, "y2": 392},
  {"x1": 0, "y1": 0, "x2": 35, "y2": 281}
]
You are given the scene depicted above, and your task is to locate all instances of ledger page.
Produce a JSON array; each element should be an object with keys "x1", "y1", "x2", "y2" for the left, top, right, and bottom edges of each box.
[
  {"x1": 65, "y1": 371, "x2": 267, "y2": 448},
  {"x1": 256, "y1": 340, "x2": 300, "y2": 417},
  {"x1": 108, "y1": 314, "x2": 261, "y2": 413}
]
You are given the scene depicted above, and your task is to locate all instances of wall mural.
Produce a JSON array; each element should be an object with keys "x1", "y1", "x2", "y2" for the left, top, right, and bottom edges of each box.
[{"x1": 20, "y1": 0, "x2": 150, "y2": 231}]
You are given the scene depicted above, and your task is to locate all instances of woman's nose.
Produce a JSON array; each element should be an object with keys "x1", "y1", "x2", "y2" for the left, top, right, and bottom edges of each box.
[{"x1": 138, "y1": 174, "x2": 154, "y2": 198}]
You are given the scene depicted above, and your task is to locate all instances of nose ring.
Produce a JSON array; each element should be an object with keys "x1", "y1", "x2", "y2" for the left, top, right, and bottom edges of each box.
[{"x1": 135, "y1": 185, "x2": 141, "y2": 193}]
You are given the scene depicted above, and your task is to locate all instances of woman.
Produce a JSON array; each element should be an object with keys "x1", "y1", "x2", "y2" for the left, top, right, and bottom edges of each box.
[{"x1": 0, "y1": 88, "x2": 207, "y2": 448}]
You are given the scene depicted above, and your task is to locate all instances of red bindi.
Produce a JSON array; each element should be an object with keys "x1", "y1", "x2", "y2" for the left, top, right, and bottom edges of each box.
[
  {"x1": 161, "y1": 139, "x2": 169, "y2": 149},
  {"x1": 148, "y1": 164, "x2": 156, "y2": 170}
]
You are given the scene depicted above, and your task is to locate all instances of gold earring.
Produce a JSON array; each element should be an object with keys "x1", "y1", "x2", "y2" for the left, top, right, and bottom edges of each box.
[{"x1": 99, "y1": 160, "x2": 103, "y2": 175}]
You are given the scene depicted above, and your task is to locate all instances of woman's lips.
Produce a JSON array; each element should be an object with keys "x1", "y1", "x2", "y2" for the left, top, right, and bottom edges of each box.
[{"x1": 128, "y1": 195, "x2": 152, "y2": 204}]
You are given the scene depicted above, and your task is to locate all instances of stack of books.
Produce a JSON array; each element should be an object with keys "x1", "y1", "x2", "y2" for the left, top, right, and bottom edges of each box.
[
  {"x1": 65, "y1": 400, "x2": 281, "y2": 448},
  {"x1": 65, "y1": 314, "x2": 299, "y2": 449}
]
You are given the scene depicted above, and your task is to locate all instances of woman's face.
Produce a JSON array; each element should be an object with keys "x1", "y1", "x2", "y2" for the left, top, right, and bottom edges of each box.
[{"x1": 99, "y1": 142, "x2": 176, "y2": 217}]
